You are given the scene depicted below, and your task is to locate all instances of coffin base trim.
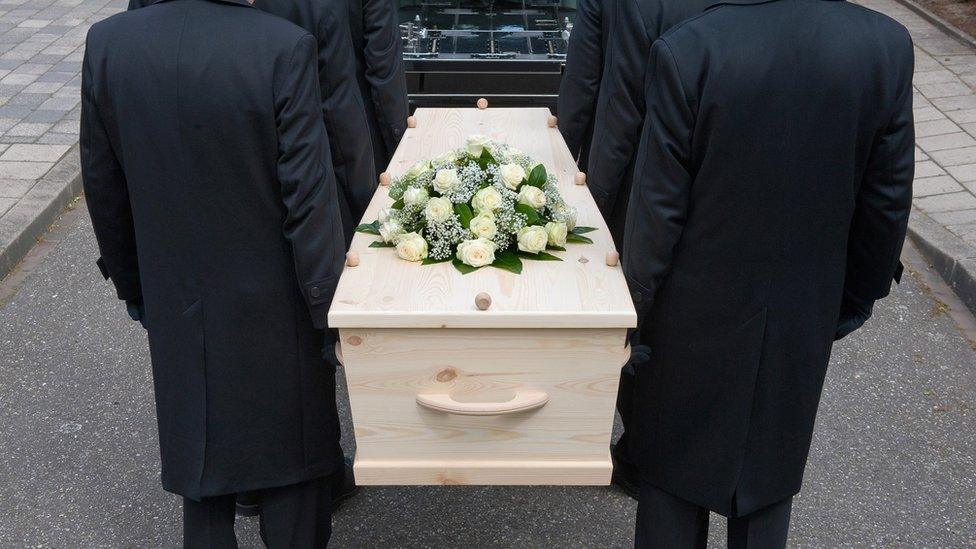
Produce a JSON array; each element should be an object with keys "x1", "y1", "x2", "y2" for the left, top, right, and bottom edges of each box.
[{"x1": 353, "y1": 456, "x2": 612, "y2": 485}]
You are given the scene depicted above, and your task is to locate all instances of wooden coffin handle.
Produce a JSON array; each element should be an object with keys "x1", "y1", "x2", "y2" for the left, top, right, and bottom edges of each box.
[{"x1": 416, "y1": 390, "x2": 550, "y2": 416}]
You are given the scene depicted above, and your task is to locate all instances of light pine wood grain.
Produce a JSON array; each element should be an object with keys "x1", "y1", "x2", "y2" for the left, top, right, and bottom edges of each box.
[
  {"x1": 341, "y1": 328, "x2": 629, "y2": 485},
  {"x1": 328, "y1": 107, "x2": 637, "y2": 330}
]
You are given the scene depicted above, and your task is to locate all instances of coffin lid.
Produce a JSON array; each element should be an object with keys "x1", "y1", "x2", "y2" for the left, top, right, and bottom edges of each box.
[{"x1": 328, "y1": 108, "x2": 637, "y2": 330}]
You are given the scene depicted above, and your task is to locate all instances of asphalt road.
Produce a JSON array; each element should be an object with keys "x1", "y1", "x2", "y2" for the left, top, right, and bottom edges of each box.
[{"x1": 1, "y1": 204, "x2": 974, "y2": 548}]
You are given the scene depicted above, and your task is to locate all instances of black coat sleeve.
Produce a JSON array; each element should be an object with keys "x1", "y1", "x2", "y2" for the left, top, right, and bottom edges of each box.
[
  {"x1": 842, "y1": 39, "x2": 914, "y2": 311},
  {"x1": 275, "y1": 34, "x2": 346, "y2": 330},
  {"x1": 586, "y1": 0, "x2": 648, "y2": 219},
  {"x1": 126, "y1": 0, "x2": 150, "y2": 10},
  {"x1": 362, "y1": 0, "x2": 408, "y2": 158},
  {"x1": 316, "y1": 10, "x2": 377, "y2": 225},
  {"x1": 81, "y1": 47, "x2": 142, "y2": 303},
  {"x1": 556, "y1": 0, "x2": 602, "y2": 162},
  {"x1": 622, "y1": 39, "x2": 694, "y2": 322}
]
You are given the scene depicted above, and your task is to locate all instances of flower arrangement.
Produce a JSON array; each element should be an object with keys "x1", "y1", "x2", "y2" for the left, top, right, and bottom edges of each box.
[{"x1": 356, "y1": 135, "x2": 597, "y2": 274}]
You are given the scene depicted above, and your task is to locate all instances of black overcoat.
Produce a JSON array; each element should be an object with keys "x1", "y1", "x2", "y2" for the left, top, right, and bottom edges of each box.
[
  {"x1": 252, "y1": 0, "x2": 378, "y2": 242},
  {"x1": 82, "y1": 0, "x2": 346, "y2": 500},
  {"x1": 586, "y1": 0, "x2": 710, "y2": 248},
  {"x1": 556, "y1": 0, "x2": 610, "y2": 169},
  {"x1": 623, "y1": 0, "x2": 914, "y2": 517},
  {"x1": 126, "y1": 0, "x2": 376, "y2": 242},
  {"x1": 346, "y1": 0, "x2": 409, "y2": 172}
]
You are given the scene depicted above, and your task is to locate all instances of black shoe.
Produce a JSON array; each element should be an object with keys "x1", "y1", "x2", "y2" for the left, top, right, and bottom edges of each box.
[
  {"x1": 236, "y1": 490, "x2": 261, "y2": 517},
  {"x1": 610, "y1": 443, "x2": 640, "y2": 501},
  {"x1": 331, "y1": 457, "x2": 359, "y2": 512}
]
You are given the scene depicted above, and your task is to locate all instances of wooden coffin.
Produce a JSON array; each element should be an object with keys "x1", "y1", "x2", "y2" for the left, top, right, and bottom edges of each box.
[{"x1": 328, "y1": 107, "x2": 637, "y2": 485}]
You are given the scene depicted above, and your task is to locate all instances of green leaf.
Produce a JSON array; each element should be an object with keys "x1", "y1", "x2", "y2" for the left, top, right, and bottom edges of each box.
[
  {"x1": 547, "y1": 245, "x2": 567, "y2": 252},
  {"x1": 566, "y1": 233, "x2": 594, "y2": 244},
  {"x1": 476, "y1": 147, "x2": 496, "y2": 169},
  {"x1": 515, "y1": 203, "x2": 541, "y2": 225},
  {"x1": 392, "y1": 198, "x2": 405, "y2": 209},
  {"x1": 492, "y1": 250, "x2": 523, "y2": 274},
  {"x1": 422, "y1": 255, "x2": 452, "y2": 265},
  {"x1": 355, "y1": 220, "x2": 381, "y2": 235},
  {"x1": 452, "y1": 257, "x2": 481, "y2": 275},
  {"x1": 525, "y1": 164, "x2": 547, "y2": 188},
  {"x1": 571, "y1": 226, "x2": 598, "y2": 235},
  {"x1": 369, "y1": 241, "x2": 394, "y2": 248},
  {"x1": 519, "y1": 250, "x2": 562, "y2": 261},
  {"x1": 454, "y1": 203, "x2": 475, "y2": 229}
]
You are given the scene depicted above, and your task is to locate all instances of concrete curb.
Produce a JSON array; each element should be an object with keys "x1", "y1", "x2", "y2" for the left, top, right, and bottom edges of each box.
[
  {"x1": 0, "y1": 145, "x2": 83, "y2": 279},
  {"x1": 908, "y1": 207, "x2": 976, "y2": 315},
  {"x1": 890, "y1": 0, "x2": 976, "y2": 53}
]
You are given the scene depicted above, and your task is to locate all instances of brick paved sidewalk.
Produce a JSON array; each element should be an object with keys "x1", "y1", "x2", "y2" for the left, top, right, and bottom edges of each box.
[
  {"x1": 0, "y1": 0, "x2": 122, "y2": 276},
  {"x1": 853, "y1": 0, "x2": 976, "y2": 311}
]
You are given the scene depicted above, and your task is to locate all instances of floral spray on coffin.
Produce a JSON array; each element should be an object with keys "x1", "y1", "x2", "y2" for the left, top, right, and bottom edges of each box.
[{"x1": 356, "y1": 135, "x2": 598, "y2": 274}]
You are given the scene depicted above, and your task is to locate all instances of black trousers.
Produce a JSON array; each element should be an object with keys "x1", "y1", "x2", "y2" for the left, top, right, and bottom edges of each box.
[
  {"x1": 635, "y1": 485, "x2": 792, "y2": 549},
  {"x1": 183, "y1": 477, "x2": 332, "y2": 549}
]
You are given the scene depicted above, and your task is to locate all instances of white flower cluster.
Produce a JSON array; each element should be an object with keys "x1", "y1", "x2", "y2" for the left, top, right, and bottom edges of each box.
[{"x1": 364, "y1": 135, "x2": 586, "y2": 271}]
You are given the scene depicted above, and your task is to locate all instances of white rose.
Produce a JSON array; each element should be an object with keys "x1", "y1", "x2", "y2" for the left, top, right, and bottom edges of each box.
[
  {"x1": 402, "y1": 186, "x2": 429, "y2": 207},
  {"x1": 518, "y1": 185, "x2": 547, "y2": 210},
  {"x1": 471, "y1": 186, "x2": 503, "y2": 213},
  {"x1": 435, "y1": 150, "x2": 458, "y2": 164},
  {"x1": 517, "y1": 225, "x2": 548, "y2": 254},
  {"x1": 425, "y1": 197, "x2": 454, "y2": 223},
  {"x1": 553, "y1": 205, "x2": 578, "y2": 231},
  {"x1": 506, "y1": 146, "x2": 524, "y2": 158},
  {"x1": 405, "y1": 160, "x2": 431, "y2": 179},
  {"x1": 379, "y1": 220, "x2": 403, "y2": 243},
  {"x1": 377, "y1": 207, "x2": 396, "y2": 223},
  {"x1": 469, "y1": 212, "x2": 497, "y2": 239},
  {"x1": 544, "y1": 221, "x2": 568, "y2": 247},
  {"x1": 499, "y1": 163, "x2": 526, "y2": 190},
  {"x1": 433, "y1": 168, "x2": 460, "y2": 194},
  {"x1": 396, "y1": 232, "x2": 428, "y2": 262},
  {"x1": 466, "y1": 134, "x2": 490, "y2": 156},
  {"x1": 456, "y1": 238, "x2": 497, "y2": 268}
]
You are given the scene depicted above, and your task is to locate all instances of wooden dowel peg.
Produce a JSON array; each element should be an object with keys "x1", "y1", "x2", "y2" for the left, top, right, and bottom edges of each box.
[
  {"x1": 606, "y1": 251, "x2": 620, "y2": 267},
  {"x1": 475, "y1": 292, "x2": 492, "y2": 311},
  {"x1": 379, "y1": 172, "x2": 391, "y2": 186},
  {"x1": 477, "y1": 97, "x2": 488, "y2": 109},
  {"x1": 575, "y1": 171, "x2": 586, "y2": 186},
  {"x1": 407, "y1": 116, "x2": 417, "y2": 128},
  {"x1": 346, "y1": 251, "x2": 360, "y2": 267},
  {"x1": 547, "y1": 115, "x2": 558, "y2": 128}
]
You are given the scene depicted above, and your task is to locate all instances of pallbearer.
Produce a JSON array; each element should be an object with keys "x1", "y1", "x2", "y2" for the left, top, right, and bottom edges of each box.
[
  {"x1": 575, "y1": 0, "x2": 712, "y2": 498},
  {"x1": 624, "y1": 0, "x2": 913, "y2": 546},
  {"x1": 347, "y1": 0, "x2": 410, "y2": 172},
  {"x1": 82, "y1": 0, "x2": 346, "y2": 545},
  {"x1": 586, "y1": 0, "x2": 711, "y2": 249},
  {"x1": 556, "y1": 0, "x2": 609, "y2": 169}
]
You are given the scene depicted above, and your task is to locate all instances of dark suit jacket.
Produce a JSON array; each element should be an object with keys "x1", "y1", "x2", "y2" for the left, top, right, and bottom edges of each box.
[
  {"x1": 624, "y1": 0, "x2": 913, "y2": 517},
  {"x1": 347, "y1": 0, "x2": 409, "y2": 172},
  {"x1": 128, "y1": 0, "x2": 376, "y2": 242},
  {"x1": 82, "y1": 0, "x2": 346, "y2": 500},
  {"x1": 556, "y1": 0, "x2": 610, "y2": 169},
  {"x1": 586, "y1": 0, "x2": 710, "y2": 248}
]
